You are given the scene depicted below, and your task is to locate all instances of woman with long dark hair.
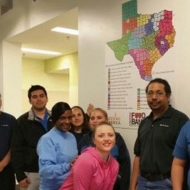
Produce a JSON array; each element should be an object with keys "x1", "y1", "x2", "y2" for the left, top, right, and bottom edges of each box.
[{"x1": 70, "y1": 106, "x2": 90, "y2": 145}]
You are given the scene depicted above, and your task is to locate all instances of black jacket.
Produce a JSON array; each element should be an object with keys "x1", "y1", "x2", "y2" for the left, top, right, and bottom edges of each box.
[{"x1": 11, "y1": 109, "x2": 53, "y2": 182}]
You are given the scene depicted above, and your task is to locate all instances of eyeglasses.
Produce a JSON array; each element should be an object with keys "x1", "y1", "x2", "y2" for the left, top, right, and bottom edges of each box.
[{"x1": 146, "y1": 91, "x2": 166, "y2": 97}]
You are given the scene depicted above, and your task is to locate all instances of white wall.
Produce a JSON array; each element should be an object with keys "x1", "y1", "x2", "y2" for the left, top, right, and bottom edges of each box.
[
  {"x1": 78, "y1": 0, "x2": 136, "y2": 161},
  {"x1": 78, "y1": 0, "x2": 190, "y2": 161}
]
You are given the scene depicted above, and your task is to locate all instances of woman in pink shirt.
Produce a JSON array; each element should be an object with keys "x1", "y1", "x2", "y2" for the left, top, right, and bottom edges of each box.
[{"x1": 59, "y1": 121, "x2": 119, "y2": 190}]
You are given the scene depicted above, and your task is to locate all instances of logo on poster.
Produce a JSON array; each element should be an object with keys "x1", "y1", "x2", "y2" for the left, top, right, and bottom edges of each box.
[
  {"x1": 129, "y1": 112, "x2": 146, "y2": 126},
  {"x1": 108, "y1": 113, "x2": 121, "y2": 125}
]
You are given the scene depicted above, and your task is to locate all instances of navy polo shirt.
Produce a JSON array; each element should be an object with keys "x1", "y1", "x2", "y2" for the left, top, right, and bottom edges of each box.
[
  {"x1": 134, "y1": 106, "x2": 189, "y2": 174},
  {"x1": 0, "y1": 112, "x2": 16, "y2": 160},
  {"x1": 35, "y1": 111, "x2": 49, "y2": 131}
]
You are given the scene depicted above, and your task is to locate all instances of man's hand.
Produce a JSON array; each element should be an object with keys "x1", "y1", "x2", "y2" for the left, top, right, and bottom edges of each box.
[{"x1": 19, "y1": 177, "x2": 31, "y2": 188}]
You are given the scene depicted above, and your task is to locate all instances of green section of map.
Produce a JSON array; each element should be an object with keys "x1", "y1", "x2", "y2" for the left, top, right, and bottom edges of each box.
[
  {"x1": 107, "y1": 0, "x2": 176, "y2": 81},
  {"x1": 107, "y1": 32, "x2": 131, "y2": 62},
  {"x1": 122, "y1": 0, "x2": 139, "y2": 20}
]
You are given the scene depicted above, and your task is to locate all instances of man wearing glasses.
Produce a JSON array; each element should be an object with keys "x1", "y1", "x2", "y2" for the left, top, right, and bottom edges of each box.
[{"x1": 130, "y1": 78, "x2": 189, "y2": 190}]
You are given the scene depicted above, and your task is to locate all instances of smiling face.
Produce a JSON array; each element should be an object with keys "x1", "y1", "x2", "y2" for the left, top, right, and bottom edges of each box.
[
  {"x1": 89, "y1": 109, "x2": 108, "y2": 130},
  {"x1": 29, "y1": 89, "x2": 48, "y2": 111},
  {"x1": 72, "y1": 107, "x2": 84, "y2": 128},
  {"x1": 93, "y1": 123, "x2": 115, "y2": 155},
  {"x1": 146, "y1": 82, "x2": 170, "y2": 114},
  {"x1": 55, "y1": 110, "x2": 72, "y2": 132}
]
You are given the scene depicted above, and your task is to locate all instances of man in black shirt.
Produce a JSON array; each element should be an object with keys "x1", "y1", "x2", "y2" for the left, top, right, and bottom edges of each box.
[
  {"x1": 0, "y1": 93, "x2": 16, "y2": 190},
  {"x1": 130, "y1": 78, "x2": 189, "y2": 190}
]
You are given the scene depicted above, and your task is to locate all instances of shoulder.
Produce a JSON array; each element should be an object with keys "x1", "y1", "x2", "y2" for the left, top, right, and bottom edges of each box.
[
  {"x1": 1, "y1": 112, "x2": 16, "y2": 121},
  {"x1": 17, "y1": 112, "x2": 29, "y2": 121},
  {"x1": 170, "y1": 107, "x2": 188, "y2": 119},
  {"x1": 75, "y1": 150, "x2": 95, "y2": 167},
  {"x1": 115, "y1": 132, "x2": 123, "y2": 139},
  {"x1": 179, "y1": 120, "x2": 190, "y2": 132},
  {"x1": 110, "y1": 156, "x2": 119, "y2": 167},
  {"x1": 138, "y1": 116, "x2": 151, "y2": 128},
  {"x1": 115, "y1": 132, "x2": 125, "y2": 144},
  {"x1": 37, "y1": 130, "x2": 54, "y2": 147},
  {"x1": 39, "y1": 129, "x2": 54, "y2": 140},
  {"x1": 67, "y1": 131, "x2": 76, "y2": 138}
]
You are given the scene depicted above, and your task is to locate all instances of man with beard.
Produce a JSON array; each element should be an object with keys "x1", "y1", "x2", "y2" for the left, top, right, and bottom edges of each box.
[
  {"x1": 11, "y1": 85, "x2": 53, "y2": 190},
  {"x1": 130, "y1": 78, "x2": 189, "y2": 190}
]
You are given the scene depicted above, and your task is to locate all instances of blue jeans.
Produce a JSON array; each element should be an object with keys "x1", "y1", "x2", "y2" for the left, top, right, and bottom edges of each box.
[{"x1": 137, "y1": 175, "x2": 172, "y2": 190}]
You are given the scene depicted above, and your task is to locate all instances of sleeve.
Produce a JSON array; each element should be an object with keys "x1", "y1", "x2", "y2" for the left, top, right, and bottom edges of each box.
[
  {"x1": 11, "y1": 118, "x2": 27, "y2": 182},
  {"x1": 72, "y1": 154, "x2": 94, "y2": 190},
  {"x1": 1, "y1": 115, "x2": 16, "y2": 169},
  {"x1": 109, "y1": 159, "x2": 119, "y2": 190},
  {"x1": 173, "y1": 121, "x2": 189, "y2": 160},
  {"x1": 37, "y1": 136, "x2": 70, "y2": 181},
  {"x1": 8, "y1": 115, "x2": 16, "y2": 146},
  {"x1": 115, "y1": 133, "x2": 131, "y2": 190}
]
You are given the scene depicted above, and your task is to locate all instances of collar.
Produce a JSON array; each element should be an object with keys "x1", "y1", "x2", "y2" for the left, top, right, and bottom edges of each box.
[
  {"x1": 148, "y1": 105, "x2": 173, "y2": 120},
  {"x1": 28, "y1": 108, "x2": 51, "y2": 121}
]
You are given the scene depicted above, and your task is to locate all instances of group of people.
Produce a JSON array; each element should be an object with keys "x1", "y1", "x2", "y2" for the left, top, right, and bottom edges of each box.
[
  {"x1": 1, "y1": 84, "x2": 130, "y2": 190},
  {"x1": 1, "y1": 78, "x2": 190, "y2": 190}
]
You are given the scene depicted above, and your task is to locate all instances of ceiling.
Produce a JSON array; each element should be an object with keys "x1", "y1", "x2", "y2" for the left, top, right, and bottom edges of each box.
[{"x1": 7, "y1": 7, "x2": 78, "y2": 60}]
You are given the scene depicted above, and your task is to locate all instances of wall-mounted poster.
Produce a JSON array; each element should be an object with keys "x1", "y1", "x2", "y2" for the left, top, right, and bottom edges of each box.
[{"x1": 106, "y1": 0, "x2": 176, "y2": 129}]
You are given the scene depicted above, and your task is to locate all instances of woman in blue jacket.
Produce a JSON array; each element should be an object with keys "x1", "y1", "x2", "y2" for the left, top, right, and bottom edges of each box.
[{"x1": 37, "y1": 102, "x2": 78, "y2": 190}]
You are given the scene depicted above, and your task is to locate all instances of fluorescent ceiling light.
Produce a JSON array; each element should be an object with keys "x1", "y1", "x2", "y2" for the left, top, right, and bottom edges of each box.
[
  {"x1": 51, "y1": 27, "x2": 79, "y2": 35},
  {"x1": 21, "y1": 48, "x2": 62, "y2": 55}
]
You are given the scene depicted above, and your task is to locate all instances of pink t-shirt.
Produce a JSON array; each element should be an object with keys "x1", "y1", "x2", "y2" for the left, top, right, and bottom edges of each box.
[{"x1": 59, "y1": 147, "x2": 119, "y2": 190}]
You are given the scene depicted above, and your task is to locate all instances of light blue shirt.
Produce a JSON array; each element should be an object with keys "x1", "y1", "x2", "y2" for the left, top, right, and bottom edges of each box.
[{"x1": 37, "y1": 128, "x2": 78, "y2": 190}]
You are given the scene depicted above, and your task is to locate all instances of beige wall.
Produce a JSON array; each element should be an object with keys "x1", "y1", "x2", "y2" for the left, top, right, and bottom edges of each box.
[{"x1": 22, "y1": 58, "x2": 69, "y2": 113}]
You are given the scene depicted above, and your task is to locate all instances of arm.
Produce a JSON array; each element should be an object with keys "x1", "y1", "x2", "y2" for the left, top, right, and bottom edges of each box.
[
  {"x1": 18, "y1": 178, "x2": 31, "y2": 188},
  {"x1": 11, "y1": 119, "x2": 27, "y2": 182},
  {"x1": 172, "y1": 121, "x2": 189, "y2": 190},
  {"x1": 86, "y1": 104, "x2": 94, "y2": 116},
  {"x1": 72, "y1": 154, "x2": 93, "y2": 190},
  {"x1": 171, "y1": 158, "x2": 186, "y2": 190},
  {"x1": 37, "y1": 137, "x2": 71, "y2": 180},
  {"x1": 0, "y1": 150, "x2": 11, "y2": 172},
  {"x1": 116, "y1": 133, "x2": 131, "y2": 190},
  {"x1": 130, "y1": 156, "x2": 140, "y2": 190}
]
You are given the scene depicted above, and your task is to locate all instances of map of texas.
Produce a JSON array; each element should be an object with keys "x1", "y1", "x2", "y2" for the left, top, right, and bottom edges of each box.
[{"x1": 107, "y1": 0, "x2": 175, "y2": 81}]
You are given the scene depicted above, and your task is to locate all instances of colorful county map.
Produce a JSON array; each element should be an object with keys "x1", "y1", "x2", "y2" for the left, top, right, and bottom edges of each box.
[{"x1": 107, "y1": 0, "x2": 176, "y2": 81}]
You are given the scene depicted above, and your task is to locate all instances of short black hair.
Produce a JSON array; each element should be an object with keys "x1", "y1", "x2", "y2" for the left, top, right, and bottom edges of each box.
[
  {"x1": 145, "y1": 78, "x2": 172, "y2": 95},
  {"x1": 28, "y1": 85, "x2": 47, "y2": 99}
]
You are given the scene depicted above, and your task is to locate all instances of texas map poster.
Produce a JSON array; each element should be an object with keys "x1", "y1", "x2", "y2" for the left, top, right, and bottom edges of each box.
[{"x1": 106, "y1": 0, "x2": 176, "y2": 129}]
